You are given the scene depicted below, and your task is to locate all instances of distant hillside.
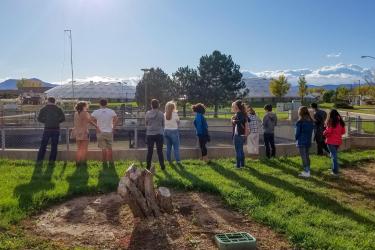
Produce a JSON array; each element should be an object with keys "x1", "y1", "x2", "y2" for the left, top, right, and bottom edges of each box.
[
  {"x1": 0, "y1": 78, "x2": 55, "y2": 90},
  {"x1": 308, "y1": 83, "x2": 363, "y2": 90}
]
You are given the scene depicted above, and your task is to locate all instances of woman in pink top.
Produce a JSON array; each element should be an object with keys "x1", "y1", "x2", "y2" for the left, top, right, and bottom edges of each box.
[
  {"x1": 323, "y1": 109, "x2": 346, "y2": 175},
  {"x1": 73, "y1": 101, "x2": 99, "y2": 166}
]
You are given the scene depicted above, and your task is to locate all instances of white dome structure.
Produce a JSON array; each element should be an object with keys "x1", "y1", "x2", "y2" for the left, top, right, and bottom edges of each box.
[{"x1": 45, "y1": 81, "x2": 137, "y2": 100}]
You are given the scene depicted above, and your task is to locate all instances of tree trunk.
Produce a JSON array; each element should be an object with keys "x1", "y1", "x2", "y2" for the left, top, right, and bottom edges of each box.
[
  {"x1": 157, "y1": 187, "x2": 173, "y2": 213},
  {"x1": 117, "y1": 164, "x2": 173, "y2": 219},
  {"x1": 214, "y1": 104, "x2": 218, "y2": 118},
  {"x1": 183, "y1": 104, "x2": 186, "y2": 118}
]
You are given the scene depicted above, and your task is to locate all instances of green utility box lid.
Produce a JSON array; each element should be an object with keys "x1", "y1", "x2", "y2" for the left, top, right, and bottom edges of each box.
[{"x1": 215, "y1": 232, "x2": 256, "y2": 250}]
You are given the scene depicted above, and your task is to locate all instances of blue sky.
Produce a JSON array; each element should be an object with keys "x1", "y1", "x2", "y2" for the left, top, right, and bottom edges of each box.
[{"x1": 0, "y1": 0, "x2": 375, "y2": 83}]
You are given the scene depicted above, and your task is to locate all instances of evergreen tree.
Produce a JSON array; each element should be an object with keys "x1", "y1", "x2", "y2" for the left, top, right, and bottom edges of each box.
[
  {"x1": 135, "y1": 68, "x2": 173, "y2": 109},
  {"x1": 171, "y1": 66, "x2": 199, "y2": 117},
  {"x1": 197, "y1": 50, "x2": 248, "y2": 117}
]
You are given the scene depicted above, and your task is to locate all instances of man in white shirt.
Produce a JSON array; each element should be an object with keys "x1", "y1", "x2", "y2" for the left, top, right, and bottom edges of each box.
[{"x1": 91, "y1": 99, "x2": 118, "y2": 164}]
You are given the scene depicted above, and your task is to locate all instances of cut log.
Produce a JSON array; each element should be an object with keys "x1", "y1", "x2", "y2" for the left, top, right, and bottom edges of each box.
[
  {"x1": 144, "y1": 169, "x2": 161, "y2": 216},
  {"x1": 124, "y1": 176, "x2": 152, "y2": 218},
  {"x1": 117, "y1": 164, "x2": 173, "y2": 219},
  {"x1": 157, "y1": 187, "x2": 173, "y2": 213}
]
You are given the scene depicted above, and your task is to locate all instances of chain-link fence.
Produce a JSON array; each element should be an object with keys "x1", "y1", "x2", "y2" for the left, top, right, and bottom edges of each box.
[{"x1": 346, "y1": 116, "x2": 375, "y2": 136}]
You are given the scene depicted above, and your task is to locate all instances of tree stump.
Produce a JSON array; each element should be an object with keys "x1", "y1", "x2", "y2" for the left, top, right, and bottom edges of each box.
[{"x1": 117, "y1": 164, "x2": 173, "y2": 218}]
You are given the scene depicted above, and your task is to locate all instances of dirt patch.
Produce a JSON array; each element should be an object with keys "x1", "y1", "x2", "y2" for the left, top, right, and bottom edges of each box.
[
  {"x1": 329, "y1": 162, "x2": 375, "y2": 208},
  {"x1": 23, "y1": 191, "x2": 291, "y2": 250}
]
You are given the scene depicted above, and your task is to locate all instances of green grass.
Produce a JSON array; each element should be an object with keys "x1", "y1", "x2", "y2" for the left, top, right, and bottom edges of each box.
[
  {"x1": 320, "y1": 102, "x2": 375, "y2": 115},
  {"x1": 1, "y1": 151, "x2": 375, "y2": 249}
]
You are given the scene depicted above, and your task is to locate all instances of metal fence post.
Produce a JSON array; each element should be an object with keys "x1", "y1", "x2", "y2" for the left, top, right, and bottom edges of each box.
[
  {"x1": 346, "y1": 117, "x2": 351, "y2": 137},
  {"x1": 66, "y1": 128, "x2": 70, "y2": 151},
  {"x1": 134, "y1": 127, "x2": 138, "y2": 148},
  {"x1": 356, "y1": 116, "x2": 362, "y2": 134},
  {"x1": 1, "y1": 128, "x2": 5, "y2": 151}
]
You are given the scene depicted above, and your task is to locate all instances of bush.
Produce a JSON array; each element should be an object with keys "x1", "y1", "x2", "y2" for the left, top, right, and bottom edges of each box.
[
  {"x1": 323, "y1": 90, "x2": 335, "y2": 103},
  {"x1": 333, "y1": 102, "x2": 354, "y2": 109}
]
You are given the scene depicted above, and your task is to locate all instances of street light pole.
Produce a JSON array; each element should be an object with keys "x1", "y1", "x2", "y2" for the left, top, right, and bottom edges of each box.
[
  {"x1": 64, "y1": 29, "x2": 74, "y2": 99},
  {"x1": 141, "y1": 68, "x2": 150, "y2": 112}
]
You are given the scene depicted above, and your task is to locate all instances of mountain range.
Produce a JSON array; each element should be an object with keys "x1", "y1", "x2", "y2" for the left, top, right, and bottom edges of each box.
[
  {"x1": 1, "y1": 63, "x2": 373, "y2": 91},
  {"x1": 0, "y1": 78, "x2": 55, "y2": 90},
  {"x1": 241, "y1": 63, "x2": 374, "y2": 86}
]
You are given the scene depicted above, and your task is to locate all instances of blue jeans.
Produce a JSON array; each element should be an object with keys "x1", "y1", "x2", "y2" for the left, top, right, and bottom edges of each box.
[
  {"x1": 234, "y1": 135, "x2": 245, "y2": 167},
  {"x1": 37, "y1": 129, "x2": 60, "y2": 162},
  {"x1": 298, "y1": 146, "x2": 310, "y2": 172},
  {"x1": 327, "y1": 144, "x2": 339, "y2": 174},
  {"x1": 164, "y1": 129, "x2": 180, "y2": 162},
  {"x1": 264, "y1": 133, "x2": 276, "y2": 158}
]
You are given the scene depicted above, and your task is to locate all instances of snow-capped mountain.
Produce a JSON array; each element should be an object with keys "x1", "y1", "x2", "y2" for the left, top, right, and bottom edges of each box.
[{"x1": 242, "y1": 63, "x2": 374, "y2": 85}]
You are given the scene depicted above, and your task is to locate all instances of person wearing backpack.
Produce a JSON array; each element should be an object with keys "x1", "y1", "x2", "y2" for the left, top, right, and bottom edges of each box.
[
  {"x1": 295, "y1": 106, "x2": 314, "y2": 178},
  {"x1": 193, "y1": 103, "x2": 210, "y2": 162},
  {"x1": 262, "y1": 104, "x2": 278, "y2": 158},
  {"x1": 311, "y1": 103, "x2": 329, "y2": 155},
  {"x1": 231, "y1": 100, "x2": 248, "y2": 169}
]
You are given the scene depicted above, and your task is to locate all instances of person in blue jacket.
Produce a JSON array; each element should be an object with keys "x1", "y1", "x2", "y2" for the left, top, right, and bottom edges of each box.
[
  {"x1": 295, "y1": 106, "x2": 314, "y2": 178},
  {"x1": 192, "y1": 103, "x2": 209, "y2": 162}
]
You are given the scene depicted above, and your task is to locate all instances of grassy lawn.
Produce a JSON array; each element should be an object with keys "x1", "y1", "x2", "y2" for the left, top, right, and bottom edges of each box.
[
  {"x1": 320, "y1": 102, "x2": 375, "y2": 115},
  {"x1": 1, "y1": 151, "x2": 375, "y2": 249}
]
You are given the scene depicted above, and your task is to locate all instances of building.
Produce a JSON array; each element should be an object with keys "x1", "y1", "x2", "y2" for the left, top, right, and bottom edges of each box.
[{"x1": 45, "y1": 81, "x2": 137, "y2": 101}]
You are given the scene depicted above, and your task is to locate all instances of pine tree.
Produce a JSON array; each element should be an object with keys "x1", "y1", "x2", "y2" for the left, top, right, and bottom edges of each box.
[
  {"x1": 135, "y1": 68, "x2": 174, "y2": 109},
  {"x1": 197, "y1": 50, "x2": 248, "y2": 117},
  {"x1": 171, "y1": 66, "x2": 199, "y2": 117}
]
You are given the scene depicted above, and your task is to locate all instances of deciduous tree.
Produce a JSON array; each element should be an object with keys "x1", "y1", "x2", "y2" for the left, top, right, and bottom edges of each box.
[
  {"x1": 269, "y1": 75, "x2": 290, "y2": 99},
  {"x1": 298, "y1": 75, "x2": 308, "y2": 103}
]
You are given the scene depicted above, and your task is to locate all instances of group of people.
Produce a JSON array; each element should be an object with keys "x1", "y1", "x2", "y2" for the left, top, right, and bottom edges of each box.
[
  {"x1": 295, "y1": 103, "x2": 345, "y2": 177},
  {"x1": 36, "y1": 97, "x2": 345, "y2": 176},
  {"x1": 37, "y1": 97, "x2": 117, "y2": 166},
  {"x1": 229, "y1": 100, "x2": 345, "y2": 176}
]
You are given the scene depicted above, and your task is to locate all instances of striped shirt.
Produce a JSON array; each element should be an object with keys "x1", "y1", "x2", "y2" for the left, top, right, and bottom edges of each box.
[{"x1": 248, "y1": 114, "x2": 259, "y2": 133}]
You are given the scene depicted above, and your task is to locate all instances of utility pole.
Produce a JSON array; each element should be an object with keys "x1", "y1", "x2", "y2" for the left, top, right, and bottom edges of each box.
[
  {"x1": 141, "y1": 68, "x2": 150, "y2": 112},
  {"x1": 64, "y1": 29, "x2": 74, "y2": 99}
]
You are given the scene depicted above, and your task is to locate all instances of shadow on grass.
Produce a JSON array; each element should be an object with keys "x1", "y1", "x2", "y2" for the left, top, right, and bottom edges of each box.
[
  {"x1": 170, "y1": 163, "x2": 219, "y2": 194},
  {"x1": 248, "y1": 160, "x2": 375, "y2": 227},
  {"x1": 67, "y1": 162, "x2": 89, "y2": 196},
  {"x1": 97, "y1": 162, "x2": 120, "y2": 193},
  {"x1": 276, "y1": 157, "x2": 375, "y2": 200},
  {"x1": 208, "y1": 161, "x2": 276, "y2": 206},
  {"x1": 14, "y1": 161, "x2": 56, "y2": 211}
]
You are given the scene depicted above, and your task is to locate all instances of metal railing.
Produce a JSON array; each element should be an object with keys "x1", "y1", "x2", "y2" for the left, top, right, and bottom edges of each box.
[{"x1": 0, "y1": 125, "x2": 297, "y2": 151}]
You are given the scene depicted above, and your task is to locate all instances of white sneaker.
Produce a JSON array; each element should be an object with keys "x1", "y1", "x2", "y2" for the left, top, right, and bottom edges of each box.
[
  {"x1": 299, "y1": 171, "x2": 310, "y2": 178},
  {"x1": 330, "y1": 171, "x2": 339, "y2": 177}
]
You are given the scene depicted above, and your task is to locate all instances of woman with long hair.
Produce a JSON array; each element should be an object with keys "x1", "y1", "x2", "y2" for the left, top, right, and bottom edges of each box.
[
  {"x1": 192, "y1": 103, "x2": 209, "y2": 162},
  {"x1": 247, "y1": 106, "x2": 260, "y2": 155},
  {"x1": 231, "y1": 100, "x2": 248, "y2": 168},
  {"x1": 295, "y1": 106, "x2": 314, "y2": 178},
  {"x1": 164, "y1": 101, "x2": 180, "y2": 164},
  {"x1": 73, "y1": 101, "x2": 99, "y2": 166},
  {"x1": 323, "y1": 109, "x2": 346, "y2": 175}
]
